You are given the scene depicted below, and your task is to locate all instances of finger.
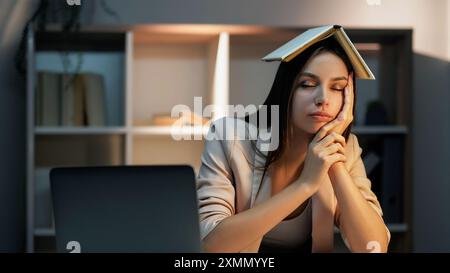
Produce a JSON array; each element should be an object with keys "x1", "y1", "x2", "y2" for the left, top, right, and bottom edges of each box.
[
  {"x1": 322, "y1": 142, "x2": 345, "y2": 156},
  {"x1": 325, "y1": 153, "x2": 347, "y2": 165},
  {"x1": 319, "y1": 133, "x2": 336, "y2": 147},
  {"x1": 348, "y1": 72, "x2": 354, "y2": 105},
  {"x1": 313, "y1": 119, "x2": 342, "y2": 143},
  {"x1": 318, "y1": 132, "x2": 347, "y2": 148},
  {"x1": 331, "y1": 132, "x2": 347, "y2": 149},
  {"x1": 348, "y1": 72, "x2": 354, "y2": 108},
  {"x1": 338, "y1": 79, "x2": 352, "y2": 121},
  {"x1": 349, "y1": 72, "x2": 354, "y2": 91}
]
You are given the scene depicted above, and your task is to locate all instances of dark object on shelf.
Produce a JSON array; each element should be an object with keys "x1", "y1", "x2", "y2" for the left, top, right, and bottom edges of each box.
[{"x1": 365, "y1": 100, "x2": 388, "y2": 125}]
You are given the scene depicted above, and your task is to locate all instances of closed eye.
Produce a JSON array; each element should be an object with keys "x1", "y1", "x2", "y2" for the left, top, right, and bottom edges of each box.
[
  {"x1": 298, "y1": 80, "x2": 345, "y2": 92},
  {"x1": 332, "y1": 88, "x2": 345, "y2": 92},
  {"x1": 301, "y1": 84, "x2": 316, "y2": 88},
  {"x1": 301, "y1": 84, "x2": 344, "y2": 92},
  {"x1": 299, "y1": 80, "x2": 317, "y2": 88}
]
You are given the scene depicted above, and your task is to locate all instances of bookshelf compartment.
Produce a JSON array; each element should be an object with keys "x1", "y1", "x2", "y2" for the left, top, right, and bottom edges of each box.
[
  {"x1": 35, "y1": 51, "x2": 125, "y2": 127},
  {"x1": 132, "y1": 38, "x2": 214, "y2": 127},
  {"x1": 355, "y1": 48, "x2": 402, "y2": 126},
  {"x1": 132, "y1": 135, "x2": 204, "y2": 173},
  {"x1": 35, "y1": 134, "x2": 125, "y2": 168}
]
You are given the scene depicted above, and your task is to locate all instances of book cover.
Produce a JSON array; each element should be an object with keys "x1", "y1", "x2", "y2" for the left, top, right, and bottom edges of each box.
[
  {"x1": 37, "y1": 72, "x2": 61, "y2": 126},
  {"x1": 261, "y1": 25, "x2": 375, "y2": 80},
  {"x1": 61, "y1": 74, "x2": 84, "y2": 126},
  {"x1": 83, "y1": 73, "x2": 106, "y2": 126}
]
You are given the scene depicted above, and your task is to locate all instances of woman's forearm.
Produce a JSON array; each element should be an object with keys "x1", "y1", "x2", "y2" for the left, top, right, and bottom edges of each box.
[
  {"x1": 202, "y1": 180, "x2": 314, "y2": 253},
  {"x1": 329, "y1": 162, "x2": 389, "y2": 252}
]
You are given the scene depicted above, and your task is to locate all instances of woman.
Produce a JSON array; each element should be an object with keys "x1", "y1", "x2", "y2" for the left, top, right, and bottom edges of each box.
[{"x1": 196, "y1": 34, "x2": 391, "y2": 253}]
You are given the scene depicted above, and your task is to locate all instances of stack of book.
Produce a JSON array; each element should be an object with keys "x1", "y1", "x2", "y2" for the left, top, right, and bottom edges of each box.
[
  {"x1": 35, "y1": 71, "x2": 107, "y2": 127},
  {"x1": 133, "y1": 111, "x2": 210, "y2": 127}
]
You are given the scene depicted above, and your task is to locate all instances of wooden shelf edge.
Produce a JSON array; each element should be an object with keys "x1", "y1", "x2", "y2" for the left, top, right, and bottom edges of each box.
[
  {"x1": 334, "y1": 223, "x2": 409, "y2": 234},
  {"x1": 34, "y1": 228, "x2": 55, "y2": 237},
  {"x1": 131, "y1": 126, "x2": 209, "y2": 137},
  {"x1": 352, "y1": 126, "x2": 408, "y2": 134},
  {"x1": 35, "y1": 127, "x2": 128, "y2": 135}
]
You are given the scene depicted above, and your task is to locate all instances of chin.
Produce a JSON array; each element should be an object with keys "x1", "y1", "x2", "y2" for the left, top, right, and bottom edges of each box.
[
  {"x1": 310, "y1": 127, "x2": 322, "y2": 134},
  {"x1": 307, "y1": 123, "x2": 329, "y2": 134},
  {"x1": 295, "y1": 125, "x2": 320, "y2": 135}
]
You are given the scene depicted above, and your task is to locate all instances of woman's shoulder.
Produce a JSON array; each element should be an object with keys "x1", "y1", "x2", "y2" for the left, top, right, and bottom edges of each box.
[
  {"x1": 206, "y1": 116, "x2": 257, "y2": 157},
  {"x1": 346, "y1": 133, "x2": 362, "y2": 154},
  {"x1": 208, "y1": 116, "x2": 257, "y2": 138},
  {"x1": 342, "y1": 133, "x2": 364, "y2": 169}
]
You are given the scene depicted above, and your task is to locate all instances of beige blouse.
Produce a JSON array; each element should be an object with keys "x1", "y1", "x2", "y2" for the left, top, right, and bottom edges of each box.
[
  {"x1": 262, "y1": 197, "x2": 312, "y2": 249},
  {"x1": 196, "y1": 117, "x2": 390, "y2": 252}
]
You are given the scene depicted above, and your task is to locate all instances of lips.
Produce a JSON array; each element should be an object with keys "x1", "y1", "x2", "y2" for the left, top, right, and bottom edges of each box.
[{"x1": 308, "y1": 111, "x2": 332, "y2": 122}]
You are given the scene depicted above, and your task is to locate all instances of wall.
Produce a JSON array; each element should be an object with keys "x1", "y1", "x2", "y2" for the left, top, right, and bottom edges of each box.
[{"x1": 81, "y1": 0, "x2": 449, "y2": 61}]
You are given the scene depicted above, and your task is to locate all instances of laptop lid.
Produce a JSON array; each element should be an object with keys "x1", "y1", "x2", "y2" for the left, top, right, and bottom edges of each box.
[{"x1": 50, "y1": 165, "x2": 201, "y2": 253}]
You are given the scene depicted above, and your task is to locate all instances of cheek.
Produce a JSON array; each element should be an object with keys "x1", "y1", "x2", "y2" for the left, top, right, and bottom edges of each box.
[
  {"x1": 291, "y1": 92, "x2": 310, "y2": 122},
  {"x1": 329, "y1": 92, "x2": 344, "y2": 117}
]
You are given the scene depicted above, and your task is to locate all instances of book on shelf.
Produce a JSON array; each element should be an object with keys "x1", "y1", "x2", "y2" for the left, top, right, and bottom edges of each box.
[
  {"x1": 36, "y1": 71, "x2": 107, "y2": 127},
  {"x1": 37, "y1": 72, "x2": 60, "y2": 126},
  {"x1": 132, "y1": 111, "x2": 210, "y2": 127},
  {"x1": 61, "y1": 74, "x2": 84, "y2": 126},
  {"x1": 83, "y1": 73, "x2": 106, "y2": 126}
]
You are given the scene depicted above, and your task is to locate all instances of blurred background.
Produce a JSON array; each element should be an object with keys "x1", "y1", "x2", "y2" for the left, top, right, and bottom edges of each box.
[{"x1": 0, "y1": 0, "x2": 449, "y2": 253}]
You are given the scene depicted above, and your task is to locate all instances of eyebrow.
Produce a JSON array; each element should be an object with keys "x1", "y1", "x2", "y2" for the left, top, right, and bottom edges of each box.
[{"x1": 299, "y1": 72, "x2": 348, "y2": 82}]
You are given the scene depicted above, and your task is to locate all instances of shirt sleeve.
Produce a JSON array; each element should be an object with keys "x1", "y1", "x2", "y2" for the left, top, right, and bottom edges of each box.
[
  {"x1": 334, "y1": 134, "x2": 391, "y2": 248},
  {"x1": 196, "y1": 118, "x2": 236, "y2": 241}
]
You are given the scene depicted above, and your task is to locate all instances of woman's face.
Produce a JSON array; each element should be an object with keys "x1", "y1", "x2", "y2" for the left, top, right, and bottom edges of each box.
[{"x1": 291, "y1": 51, "x2": 350, "y2": 135}]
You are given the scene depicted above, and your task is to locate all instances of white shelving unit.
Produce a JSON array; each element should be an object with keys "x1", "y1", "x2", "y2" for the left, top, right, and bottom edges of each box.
[{"x1": 26, "y1": 24, "x2": 412, "y2": 252}]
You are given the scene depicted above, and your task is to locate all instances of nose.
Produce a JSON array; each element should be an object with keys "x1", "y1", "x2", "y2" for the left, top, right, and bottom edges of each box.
[{"x1": 314, "y1": 87, "x2": 329, "y2": 107}]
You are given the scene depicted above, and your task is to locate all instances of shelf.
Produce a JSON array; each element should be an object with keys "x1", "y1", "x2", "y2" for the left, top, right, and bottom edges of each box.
[
  {"x1": 131, "y1": 126, "x2": 209, "y2": 137},
  {"x1": 352, "y1": 126, "x2": 408, "y2": 135},
  {"x1": 36, "y1": 31, "x2": 125, "y2": 52},
  {"x1": 35, "y1": 127, "x2": 128, "y2": 135},
  {"x1": 38, "y1": 224, "x2": 408, "y2": 237},
  {"x1": 334, "y1": 223, "x2": 408, "y2": 234},
  {"x1": 34, "y1": 228, "x2": 55, "y2": 237},
  {"x1": 386, "y1": 223, "x2": 409, "y2": 232},
  {"x1": 35, "y1": 126, "x2": 211, "y2": 137},
  {"x1": 34, "y1": 125, "x2": 408, "y2": 136},
  {"x1": 35, "y1": 134, "x2": 125, "y2": 167},
  {"x1": 132, "y1": 135, "x2": 204, "y2": 172}
]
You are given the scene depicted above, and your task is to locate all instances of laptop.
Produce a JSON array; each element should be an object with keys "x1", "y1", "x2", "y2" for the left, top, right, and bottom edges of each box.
[{"x1": 50, "y1": 165, "x2": 201, "y2": 253}]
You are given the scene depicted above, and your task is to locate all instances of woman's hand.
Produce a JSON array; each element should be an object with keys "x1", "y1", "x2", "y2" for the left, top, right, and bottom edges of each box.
[
  {"x1": 331, "y1": 72, "x2": 354, "y2": 135},
  {"x1": 298, "y1": 121, "x2": 347, "y2": 193}
]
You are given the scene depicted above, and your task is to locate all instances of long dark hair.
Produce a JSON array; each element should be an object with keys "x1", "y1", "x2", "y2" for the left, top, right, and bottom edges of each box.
[{"x1": 245, "y1": 37, "x2": 357, "y2": 182}]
